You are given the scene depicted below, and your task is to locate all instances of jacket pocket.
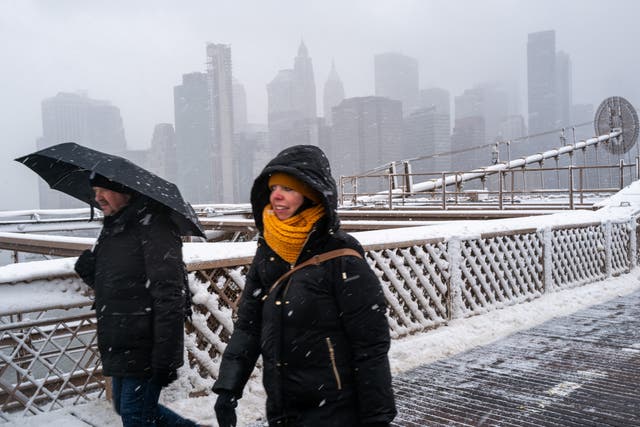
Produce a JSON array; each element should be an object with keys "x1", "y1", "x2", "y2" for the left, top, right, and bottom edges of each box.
[
  {"x1": 325, "y1": 337, "x2": 342, "y2": 390},
  {"x1": 97, "y1": 312, "x2": 153, "y2": 352}
]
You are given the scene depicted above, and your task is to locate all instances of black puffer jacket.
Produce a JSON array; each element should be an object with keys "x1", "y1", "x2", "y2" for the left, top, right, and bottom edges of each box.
[
  {"x1": 79, "y1": 196, "x2": 185, "y2": 377},
  {"x1": 214, "y1": 145, "x2": 396, "y2": 426}
]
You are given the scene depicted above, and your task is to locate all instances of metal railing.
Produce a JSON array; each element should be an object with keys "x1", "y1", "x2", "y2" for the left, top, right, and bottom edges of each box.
[
  {"x1": 0, "y1": 204, "x2": 637, "y2": 417},
  {"x1": 340, "y1": 160, "x2": 639, "y2": 210}
]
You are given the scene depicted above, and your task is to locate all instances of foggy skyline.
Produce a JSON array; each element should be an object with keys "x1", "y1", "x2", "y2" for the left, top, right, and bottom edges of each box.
[{"x1": 2, "y1": 0, "x2": 640, "y2": 210}]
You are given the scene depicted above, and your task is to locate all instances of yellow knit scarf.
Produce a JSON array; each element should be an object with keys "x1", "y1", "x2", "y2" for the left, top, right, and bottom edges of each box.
[{"x1": 262, "y1": 204, "x2": 325, "y2": 264}]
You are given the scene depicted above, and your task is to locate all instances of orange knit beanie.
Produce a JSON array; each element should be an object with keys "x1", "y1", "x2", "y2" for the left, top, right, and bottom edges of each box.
[{"x1": 268, "y1": 173, "x2": 321, "y2": 203}]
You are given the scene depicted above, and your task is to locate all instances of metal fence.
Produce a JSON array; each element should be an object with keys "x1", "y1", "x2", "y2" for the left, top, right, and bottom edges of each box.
[
  {"x1": 0, "y1": 215, "x2": 636, "y2": 418},
  {"x1": 340, "y1": 161, "x2": 640, "y2": 209}
]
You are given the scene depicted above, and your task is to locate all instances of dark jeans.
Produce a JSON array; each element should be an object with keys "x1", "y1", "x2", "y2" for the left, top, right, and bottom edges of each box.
[{"x1": 111, "y1": 376, "x2": 198, "y2": 427}]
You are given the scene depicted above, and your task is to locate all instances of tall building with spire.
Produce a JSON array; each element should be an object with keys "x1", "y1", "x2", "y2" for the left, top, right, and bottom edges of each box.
[
  {"x1": 206, "y1": 43, "x2": 236, "y2": 203},
  {"x1": 293, "y1": 41, "x2": 317, "y2": 120},
  {"x1": 323, "y1": 61, "x2": 345, "y2": 125},
  {"x1": 267, "y1": 41, "x2": 318, "y2": 154}
]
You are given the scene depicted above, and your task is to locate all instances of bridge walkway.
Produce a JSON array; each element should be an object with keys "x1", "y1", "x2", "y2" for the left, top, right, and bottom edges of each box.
[
  {"x1": 3, "y1": 288, "x2": 639, "y2": 426},
  {"x1": 392, "y1": 289, "x2": 640, "y2": 426}
]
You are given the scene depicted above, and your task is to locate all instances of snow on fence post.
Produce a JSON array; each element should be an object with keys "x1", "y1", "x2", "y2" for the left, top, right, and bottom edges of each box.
[
  {"x1": 447, "y1": 236, "x2": 464, "y2": 319},
  {"x1": 604, "y1": 220, "x2": 613, "y2": 278},
  {"x1": 542, "y1": 226, "x2": 553, "y2": 293},
  {"x1": 632, "y1": 217, "x2": 638, "y2": 268}
]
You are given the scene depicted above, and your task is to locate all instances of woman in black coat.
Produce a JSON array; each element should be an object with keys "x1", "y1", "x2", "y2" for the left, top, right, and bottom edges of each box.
[
  {"x1": 213, "y1": 145, "x2": 396, "y2": 426},
  {"x1": 74, "y1": 173, "x2": 196, "y2": 427}
]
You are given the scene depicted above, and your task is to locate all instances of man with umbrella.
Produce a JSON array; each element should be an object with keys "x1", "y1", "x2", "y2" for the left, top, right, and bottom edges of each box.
[{"x1": 16, "y1": 143, "x2": 204, "y2": 426}]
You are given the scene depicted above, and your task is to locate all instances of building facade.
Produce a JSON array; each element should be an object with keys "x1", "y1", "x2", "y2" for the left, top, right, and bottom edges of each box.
[
  {"x1": 404, "y1": 106, "x2": 451, "y2": 174},
  {"x1": 148, "y1": 123, "x2": 177, "y2": 184},
  {"x1": 232, "y1": 79, "x2": 248, "y2": 134},
  {"x1": 206, "y1": 43, "x2": 236, "y2": 203},
  {"x1": 323, "y1": 61, "x2": 345, "y2": 126},
  {"x1": 173, "y1": 72, "x2": 213, "y2": 204},
  {"x1": 374, "y1": 52, "x2": 419, "y2": 116},
  {"x1": 38, "y1": 91, "x2": 127, "y2": 208},
  {"x1": 267, "y1": 42, "x2": 318, "y2": 155},
  {"x1": 330, "y1": 96, "x2": 403, "y2": 188},
  {"x1": 555, "y1": 50, "x2": 573, "y2": 129},
  {"x1": 527, "y1": 30, "x2": 557, "y2": 138}
]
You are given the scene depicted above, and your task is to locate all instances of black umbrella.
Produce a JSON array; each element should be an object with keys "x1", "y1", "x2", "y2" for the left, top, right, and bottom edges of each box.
[{"x1": 15, "y1": 142, "x2": 205, "y2": 238}]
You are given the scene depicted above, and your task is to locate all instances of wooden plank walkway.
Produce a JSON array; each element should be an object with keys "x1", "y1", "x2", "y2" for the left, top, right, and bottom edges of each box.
[{"x1": 392, "y1": 289, "x2": 640, "y2": 426}]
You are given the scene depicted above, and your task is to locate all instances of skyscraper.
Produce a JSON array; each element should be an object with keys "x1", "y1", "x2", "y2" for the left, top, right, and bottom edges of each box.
[
  {"x1": 555, "y1": 50, "x2": 573, "y2": 129},
  {"x1": 40, "y1": 91, "x2": 127, "y2": 154},
  {"x1": 232, "y1": 78, "x2": 248, "y2": 133},
  {"x1": 452, "y1": 88, "x2": 486, "y2": 171},
  {"x1": 293, "y1": 41, "x2": 317, "y2": 120},
  {"x1": 38, "y1": 91, "x2": 127, "y2": 208},
  {"x1": 206, "y1": 43, "x2": 236, "y2": 203},
  {"x1": 527, "y1": 30, "x2": 557, "y2": 138},
  {"x1": 374, "y1": 52, "x2": 419, "y2": 115},
  {"x1": 420, "y1": 88, "x2": 450, "y2": 118},
  {"x1": 323, "y1": 61, "x2": 345, "y2": 125},
  {"x1": 174, "y1": 72, "x2": 214, "y2": 204},
  {"x1": 404, "y1": 107, "x2": 451, "y2": 173},
  {"x1": 267, "y1": 69, "x2": 301, "y2": 153},
  {"x1": 527, "y1": 30, "x2": 576, "y2": 187},
  {"x1": 418, "y1": 88, "x2": 452, "y2": 172},
  {"x1": 475, "y1": 82, "x2": 509, "y2": 144},
  {"x1": 148, "y1": 123, "x2": 177, "y2": 183},
  {"x1": 331, "y1": 96, "x2": 403, "y2": 181},
  {"x1": 451, "y1": 116, "x2": 485, "y2": 172},
  {"x1": 450, "y1": 82, "x2": 512, "y2": 171},
  {"x1": 267, "y1": 41, "x2": 318, "y2": 154}
]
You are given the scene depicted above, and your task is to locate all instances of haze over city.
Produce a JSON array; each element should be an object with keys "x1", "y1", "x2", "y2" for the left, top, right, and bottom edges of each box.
[{"x1": 2, "y1": 0, "x2": 639, "y2": 210}]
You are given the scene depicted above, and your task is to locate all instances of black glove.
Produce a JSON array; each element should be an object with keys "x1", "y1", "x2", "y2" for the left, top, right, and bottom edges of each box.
[
  {"x1": 151, "y1": 369, "x2": 177, "y2": 387},
  {"x1": 74, "y1": 249, "x2": 96, "y2": 287},
  {"x1": 214, "y1": 391, "x2": 237, "y2": 427}
]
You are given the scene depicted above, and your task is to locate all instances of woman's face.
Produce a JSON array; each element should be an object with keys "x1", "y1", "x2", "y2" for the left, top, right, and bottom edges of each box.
[{"x1": 269, "y1": 184, "x2": 304, "y2": 220}]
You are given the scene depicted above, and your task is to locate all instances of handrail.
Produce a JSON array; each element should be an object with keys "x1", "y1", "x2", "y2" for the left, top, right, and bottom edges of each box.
[{"x1": 346, "y1": 131, "x2": 627, "y2": 204}]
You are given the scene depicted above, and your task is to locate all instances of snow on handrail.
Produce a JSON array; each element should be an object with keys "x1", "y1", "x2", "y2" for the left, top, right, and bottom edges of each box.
[{"x1": 359, "y1": 131, "x2": 623, "y2": 202}]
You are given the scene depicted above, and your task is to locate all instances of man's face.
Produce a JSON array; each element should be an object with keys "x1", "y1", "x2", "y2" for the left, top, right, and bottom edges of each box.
[{"x1": 93, "y1": 187, "x2": 131, "y2": 216}]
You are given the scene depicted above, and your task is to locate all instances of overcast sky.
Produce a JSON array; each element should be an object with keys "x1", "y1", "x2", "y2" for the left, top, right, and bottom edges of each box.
[{"x1": 2, "y1": 0, "x2": 640, "y2": 210}]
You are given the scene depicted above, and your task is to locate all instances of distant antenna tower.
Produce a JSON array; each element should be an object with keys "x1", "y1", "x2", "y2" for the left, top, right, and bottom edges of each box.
[{"x1": 594, "y1": 96, "x2": 639, "y2": 154}]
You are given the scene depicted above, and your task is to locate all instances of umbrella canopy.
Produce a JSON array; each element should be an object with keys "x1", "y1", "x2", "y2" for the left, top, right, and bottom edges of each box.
[{"x1": 15, "y1": 142, "x2": 205, "y2": 238}]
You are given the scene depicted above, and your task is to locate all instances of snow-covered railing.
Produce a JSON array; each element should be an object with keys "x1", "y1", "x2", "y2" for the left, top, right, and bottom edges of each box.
[
  {"x1": 349, "y1": 130, "x2": 627, "y2": 204},
  {"x1": 1, "y1": 183, "x2": 639, "y2": 415}
]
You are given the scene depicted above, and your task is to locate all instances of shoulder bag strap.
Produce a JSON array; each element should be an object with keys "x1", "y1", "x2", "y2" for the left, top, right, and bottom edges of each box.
[{"x1": 269, "y1": 248, "x2": 363, "y2": 294}]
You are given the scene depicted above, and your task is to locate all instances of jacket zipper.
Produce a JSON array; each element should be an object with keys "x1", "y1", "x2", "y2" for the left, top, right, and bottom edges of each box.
[
  {"x1": 325, "y1": 337, "x2": 342, "y2": 390},
  {"x1": 282, "y1": 227, "x2": 317, "y2": 299}
]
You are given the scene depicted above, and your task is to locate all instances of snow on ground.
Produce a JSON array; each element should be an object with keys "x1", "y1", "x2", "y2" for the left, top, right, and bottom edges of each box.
[{"x1": 4, "y1": 268, "x2": 639, "y2": 426}]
